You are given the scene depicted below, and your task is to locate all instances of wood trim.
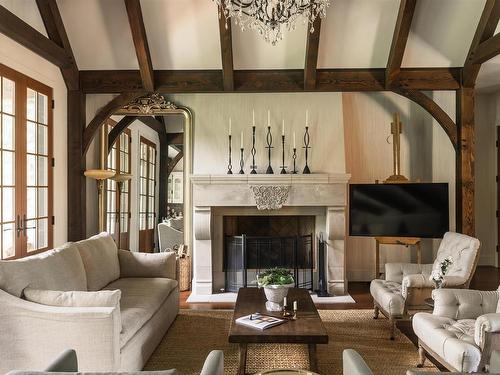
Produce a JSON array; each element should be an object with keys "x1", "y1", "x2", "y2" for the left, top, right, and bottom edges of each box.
[
  {"x1": 82, "y1": 91, "x2": 145, "y2": 155},
  {"x1": 393, "y1": 88, "x2": 458, "y2": 149},
  {"x1": 456, "y1": 87, "x2": 475, "y2": 236},
  {"x1": 470, "y1": 32, "x2": 500, "y2": 65},
  {"x1": 124, "y1": 0, "x2": 154, "y2": 92},
  {"x1": 304, "y1": 18, "x2": 322, "y2": 90},
  {"x1": 0, "y1": 5, "x2": 71, "y2": 68},
  {"x1": 108, "y1": 116, "x2": 137, "y2": 152},
  {"x1": 385, "y1": 0, "x2": 417, "y2": 88},
  {"x1": 35, "y1": 0, "x2": 79, "y2": 90},
  {"x1": 218, "y1": 12, "x2": 234, "y2": 91},
  {"x1": 463, "y1": 0, "x2": 500, "y2": 87},
  {"x1": 79, "y1": 68, "x2": 461, "y2": 93}
]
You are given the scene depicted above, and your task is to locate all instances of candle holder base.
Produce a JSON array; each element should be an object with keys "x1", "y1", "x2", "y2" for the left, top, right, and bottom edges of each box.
[
  {"x1": 239, "y1": 170, "x2": 244, "y2": 174},
  {"x1": 250, "y1": 169, "x2": 257, "y2": 174},
  {"x1": 303, "y1": 165, "x2": 311, "y2": 174},
  {"x1": 227, "y1": 170, "x2": 233, "y2": 175},
  {"x1": 280, "y1": 167, "x2": 287, "y2": 174},
  {"x1": 266, "y1": 166, "x2": 274, "y2": 174}
]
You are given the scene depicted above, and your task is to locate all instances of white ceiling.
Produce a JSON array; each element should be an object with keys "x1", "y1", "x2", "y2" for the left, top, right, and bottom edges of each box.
[{"x1": 2, "y1": 0, "x2": 500, "y2": 91}]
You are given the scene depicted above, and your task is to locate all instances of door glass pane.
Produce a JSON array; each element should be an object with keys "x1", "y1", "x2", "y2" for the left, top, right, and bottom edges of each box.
[
  {"x1": 27, "y1": 121, "x2": 37, "y2": 154},
  {"x1": 2, "y1": 188, "x2": 13, "y2": 222},
  {"x1": 27, "y1": 154, "x2": 36, "y2": 186},
  {"x1": 2, "y1": 78, "x2": 15, "y2": 115},
  {"x1": 26, "y1": 219, "x2": 37, "y2": 252},
  {"x1": 38, "y1": 218, "x2": 47, "y2": 249},
  {"x1": 37, "y1": 93, "x2": 47, "y2": 125},
  {"x1": 2, "y1": 151, "x2": 14, "y2": 186},
  {"x1": 37, "y1": 125, "x2": 47, "y2": 155},
  {"x1": 2, "y1": 115, "x2": 14, "y2": 150},
  {"x1": 2, "y1": 223, "x2": 15, "y2": 258},
  {"x1": 27, "y1": 187, "x2": 37, "y2": 219},
  {"x1": 27, "y1": 89, "x2": 36, "y2": 121},
  {"x1": 38, "y1": 188, "x2": 47, "y2": 217},
  {"x1": 38, "y1": 156, "x2": 47, "y2": 186}
]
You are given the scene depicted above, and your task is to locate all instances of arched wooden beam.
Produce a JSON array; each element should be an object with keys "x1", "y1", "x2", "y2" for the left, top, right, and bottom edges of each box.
[
  {"x1": 393, "y1": 88, "x2": 458, "y2": 150},
  {"x1": 82, "y1": 91, "x2": 145, "y2": 155},
  {"x1": 167, "y1": 151, "x2": 183, "y2": 176},
  {"x1": 108, "y1": 116, "x2": 137, "y2": 153},
  {"x1": 137, "y1": 116, "x2": 164, "y2": 134}
]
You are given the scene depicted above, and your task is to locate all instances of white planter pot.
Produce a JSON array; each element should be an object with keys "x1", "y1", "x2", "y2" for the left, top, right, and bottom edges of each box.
[{"x1": 263, "y1": 283, "x2": 294, "y2": 311}]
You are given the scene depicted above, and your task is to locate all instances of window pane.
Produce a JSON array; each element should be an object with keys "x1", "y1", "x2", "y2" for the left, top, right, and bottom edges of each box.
[
  {"x1": 26, "y1": 219, "x2": 37, "y2": 252},
  {"x1": 2, "y1": 151, "x2": 14, "y2": 186},
  {"x1": 2, "y1": 188, "x2": 14, "y2": 221},
  {"x1": 38, "y1": 188, "x2": 48, "y2": 217},
  {"x1": 37, "y1": 93, "x2": 48, "y2": 125},
  {"x1": 27, "y1": 187, "x2": 37, "y2": 219},
  {"x1": 37, "y1": 125, "x2": 48, "y2": 155},
  {"x1": 27, "y1": 89, "x2": 36, "y2": 121},
  {"x1": 38, "y1": 156, "x2": 48, "y2": 186},
  {"x1": 2, "y1": 78, "x2": 15, "y2": 115},
  {"x1": 2, "y1": 115, "x2": 15, "y2": 150},
  {"x1": 27, "y1": 154, "x2": 36, "y2": 186},
  {"x1": 149, "y1": 162, "x2": 155, "y2": 178},
  {"x1": 2, "y1": 223, "x2": 15, "y2": 259},
  {"x1": 38, "y1": 218, "x2": 48, "y2": 249},
  {"x1": 27, "y1": 121, "x2": 36, "y2": 154}
]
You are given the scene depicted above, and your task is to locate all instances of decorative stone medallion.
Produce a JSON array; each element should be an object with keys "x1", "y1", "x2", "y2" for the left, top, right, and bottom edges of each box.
[
  {"x1": 121, "y1": 93, "x2": 178, "y2": 115},
  {"x1": 250, "y1": 185, "x2": 290, "y2": 210}
]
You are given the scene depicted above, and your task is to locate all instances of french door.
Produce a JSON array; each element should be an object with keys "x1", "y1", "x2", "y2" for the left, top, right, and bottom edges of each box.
[
  {"x1": 0, "y1": 64, "x2": 53, "y2": 260},
  {"x1": 139, "y1": 136, "x2": 156, "y2": 252}
]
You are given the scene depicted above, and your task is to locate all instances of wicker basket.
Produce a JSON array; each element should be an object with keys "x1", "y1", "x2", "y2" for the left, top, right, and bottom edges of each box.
[{"x1": 177, "y1": 256, "x2": 191, "y2": 292}]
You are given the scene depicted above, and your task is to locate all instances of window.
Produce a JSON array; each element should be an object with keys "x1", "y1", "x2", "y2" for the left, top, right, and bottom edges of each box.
[
  {"x1": 139, "y1": 137, "x2": 156, "y2": 230},
  {"x1": 0, "y1": 64, "x2": 53, "y2": 259},
  {"x1": 106, "y1": 119, "x2": 131, "y2": 249}
]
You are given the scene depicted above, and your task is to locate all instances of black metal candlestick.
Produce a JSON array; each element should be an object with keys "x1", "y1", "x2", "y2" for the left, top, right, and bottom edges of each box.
[
  {"x1": 292, "y1": 148, "x2": 297, "y2": 174},
  {"x1": 239, "y1": 148, "x2": 245, "y2": 174},
  {"x1": 250, "y1": 126, "x2": 257, "y2": 174},
  {"x1": 280, "y1": 134, "x2": 287, "y2": 174},
  {"x1": 265, "y1": 126, "x2": 274, "y2": 174},
  {"x1": 227, "y1": 134, "x2": 233, "y2": 174},
  {"x1": 303, "y1": 126, "x2": 311, "y2": 174}
]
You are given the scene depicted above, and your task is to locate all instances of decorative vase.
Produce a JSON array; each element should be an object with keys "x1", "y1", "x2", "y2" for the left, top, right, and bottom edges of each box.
[{"x1": 263, "y1": 283, "x2": 294, "y2": 311}]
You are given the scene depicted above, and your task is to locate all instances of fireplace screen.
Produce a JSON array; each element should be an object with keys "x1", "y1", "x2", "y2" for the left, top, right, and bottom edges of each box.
[{"x1": 224, "y1": 234, "x2": 314, "y2": 292}]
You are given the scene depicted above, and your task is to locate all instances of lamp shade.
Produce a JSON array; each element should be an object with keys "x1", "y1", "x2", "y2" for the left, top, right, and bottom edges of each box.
[
  {"x1": 111, "y1": 173, "x2": 133, "y2": 183},
  {"x1": 84, "y1": 169, "x2": 116, "y2": 180}
]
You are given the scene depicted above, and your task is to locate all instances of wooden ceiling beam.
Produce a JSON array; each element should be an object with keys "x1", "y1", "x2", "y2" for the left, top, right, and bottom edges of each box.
[
  {"x1": 79, "y1": 68, "x2": 460, "y2": 93},
  {"x1": 304, "y1": 18, "x2": 322, "y2": 90},
  {"x1": 166, "y1": 132, "x2": 184, "y2": 145},
  {"x1": 108, "y1": 116, "x2": 137, "y2": 152},
  {"x1": 0, "y1": 5, "x2": 72, "y2": 68},
  {"x1": 137, "y1": 116, "x2": 165, "y2": 134},
  {"x1": 385, "y1": 0, "x2": 417, "y2": 88},
  {"x1": 36, "y1": 0, "x2": 79, "y2": 90},
  {"x1": 124, "y1": 0, "x2": 155, "y2": 92},
  {"x1": 463, "y1": 0, "x2": 500, "y2": 87},
  {"x1": 218, "y1": 13, "x2": 234, "y2": 91},
  {"x1": 470, "y1": 32, "x2": 500, "y2": 65}
]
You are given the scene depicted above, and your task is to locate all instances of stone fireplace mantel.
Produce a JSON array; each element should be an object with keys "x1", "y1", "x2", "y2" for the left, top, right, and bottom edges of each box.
[{"x1": 190, "y1": 173, "x2": 351, "y2": 296}]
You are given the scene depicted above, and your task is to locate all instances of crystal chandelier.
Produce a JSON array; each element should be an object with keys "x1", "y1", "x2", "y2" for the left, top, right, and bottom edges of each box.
[{"x1": 213, "y1": 0, "x2": 330, "y2": 45}]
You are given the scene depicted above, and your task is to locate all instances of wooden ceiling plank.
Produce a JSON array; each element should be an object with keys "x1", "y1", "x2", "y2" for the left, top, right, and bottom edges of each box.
[
  {"x1": 304, "y1": 17, "x2": 322, "y2": 90},
  {"x1": 124, "y1": 0, "x2": 155, "y2": 91},
  {"x1": 0, "y1": 5, "x2": 71, "y2": 68},
  {"x1": 385, "y1": 0, "x2": 417, "y2": 88},
  {"x1": 463, "y1": 0, "x2": 500, "y2": 87},
  {"x1": 471, "y1": 33, "x2": 500, "y2": 65},
  {"x1": 35, "y1": 0, "x2": 79, "y2": 90},
  {"x1": 218, "y1": 12, "x2": 234, "y2": 91}
]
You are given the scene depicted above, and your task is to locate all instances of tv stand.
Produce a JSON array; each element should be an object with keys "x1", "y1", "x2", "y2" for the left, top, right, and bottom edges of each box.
[{"x1": 374, "y1": 237, "x2": 421, "y2": 278}]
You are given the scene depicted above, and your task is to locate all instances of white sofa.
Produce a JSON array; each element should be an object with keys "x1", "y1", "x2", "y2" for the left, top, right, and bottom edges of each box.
[
  {"x1": 0, "y1": 232, "x2": 179, "y2": 374},
  {"x1": 413, "y1": 287, "x2": 500, "y2": 372},
  {"x1": 370, "y1": 232, "x2": 480, "y2": 339}
]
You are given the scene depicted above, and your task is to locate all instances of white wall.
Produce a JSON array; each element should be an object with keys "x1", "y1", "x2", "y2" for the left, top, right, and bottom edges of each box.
[{"x1": 0, "y1": 34, "x2": 68, "y2": 247}]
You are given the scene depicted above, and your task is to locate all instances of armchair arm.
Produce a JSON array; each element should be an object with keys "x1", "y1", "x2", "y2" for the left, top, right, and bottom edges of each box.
[
  {"x1": 385, "y1": 262, "x2": 433, "y2": 283},
  {"x1": 475, "y1": 313, "x2": 500, "y2": 347},
  {"x1": 118, "y1": 249, "x2": 177, "y2": 279},
  {"x1": 200, "y1": 350, "x2": 224, "y2": 375},
  {"x1": 441, "y1": 275, "x2": 468, "y2": 287},
  {"x1": 0, "y1": 289, "x2": 121, "y2": 373},
  {"x1": 401, "y1": 274, "x2": 434, "y2": 298},
  {"x1": 44, "y1": 349, "x2": 78, "y2": 372}
]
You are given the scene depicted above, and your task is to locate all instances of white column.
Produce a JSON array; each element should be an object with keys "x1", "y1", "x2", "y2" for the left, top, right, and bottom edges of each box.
[
  {"x1": 192, "y1": 206, "x2": 213, "y2": 295},
  {"x1": 326, "y1": 206, "x2": 347, "y2": 295}
]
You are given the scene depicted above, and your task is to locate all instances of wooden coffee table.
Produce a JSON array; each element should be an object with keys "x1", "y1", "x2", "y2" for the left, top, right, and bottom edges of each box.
[{"x1": 229, "y1": 288, "x2": 328, "y2": 375}]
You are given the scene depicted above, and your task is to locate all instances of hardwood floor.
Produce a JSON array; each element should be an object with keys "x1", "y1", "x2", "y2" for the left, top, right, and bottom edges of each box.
[{"x1": 180, "y1": 266, "x2": 499, "y2": 310}]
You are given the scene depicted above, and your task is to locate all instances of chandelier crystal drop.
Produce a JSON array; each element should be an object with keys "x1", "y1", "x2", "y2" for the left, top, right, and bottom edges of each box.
[{"x1": 213, "y1": 0, "x2": 330, "y2": 45}]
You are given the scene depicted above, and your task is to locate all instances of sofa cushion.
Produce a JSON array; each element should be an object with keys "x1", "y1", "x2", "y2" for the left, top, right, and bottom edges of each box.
[
  {"x1": 23, "y1": 288, "x2": 121, "y2": 308},
  {"x1": 369, "y1": 279, "x2": 404, "y2": 316},
  {"x1": 118, "y1": 250, "x2": 176, "y2": 279},
  {"x1": 75, "y1": 232, "x2": 120, "y2": 291},
  {"x1": 0, "y1": 243, "x2": 87, "y2": 297},
  {"x1": 103, "y1": 277, "x2": 178, "y2": 347},
  {"x1": 413, "y1": 312, "x2": 481, "y2": 372}
]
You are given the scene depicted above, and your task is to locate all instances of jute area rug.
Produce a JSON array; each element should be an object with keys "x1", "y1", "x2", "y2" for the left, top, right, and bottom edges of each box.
[{"x1": 144, "y1": 309, "x2": 437, "y2": 375}]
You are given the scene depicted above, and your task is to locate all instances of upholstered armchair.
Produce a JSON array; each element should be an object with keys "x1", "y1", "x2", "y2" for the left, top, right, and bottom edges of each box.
[
  {"x1": 158, "y1": 222, "x2": 183, "y2": 252},
  {"x1": 413, "y1": 288, "x2": 500, "y2": 373},
  {"x1": 370, "y1": 232, "x2": 480, "y2": 339}
]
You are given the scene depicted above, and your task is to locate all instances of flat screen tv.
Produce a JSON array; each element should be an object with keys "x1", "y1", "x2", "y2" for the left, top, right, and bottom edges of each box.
[{"x1": 349, "y1": 183, "x2": 449, "y2": 238}]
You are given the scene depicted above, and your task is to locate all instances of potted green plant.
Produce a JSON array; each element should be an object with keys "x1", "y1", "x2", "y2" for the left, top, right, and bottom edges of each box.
[{"x1": 256, "y1": 268, "x2": 295, "y2": 311}]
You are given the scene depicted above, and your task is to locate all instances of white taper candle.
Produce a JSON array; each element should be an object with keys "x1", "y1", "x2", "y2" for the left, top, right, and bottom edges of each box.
[
  {"x1": 293, "y1": 300, "x2": 298, "y2": 311},
  {"x1": 306, "y1": 110, "x2": 309, "y2": 127},
  {"x1": 240, "y1": 131, "x2": 243, "y2": 148},
  {"x1": 282, "y1": 119, "x2": 285, "y2": 135},
  {"x1": 229, "y1": 117, "x2": 232, "y2": 135},
  {"x1": 293, "y1": 132, "x2": 296, "y2": 148},
  {"x1": 267, "y1": 110, "x2": 270, "y2": 126},
  {"x1": 252, "y1": 109, "x2": 255, "y2": 126}
]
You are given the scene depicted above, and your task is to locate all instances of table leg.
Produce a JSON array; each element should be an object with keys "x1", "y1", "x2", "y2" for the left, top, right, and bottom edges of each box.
[
  {"x1": 308, "y1": 344, "x2": 318, "y2": 373},
  {"x1": 238, "y1": 343, "x2": 247, "y2": 375}
]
